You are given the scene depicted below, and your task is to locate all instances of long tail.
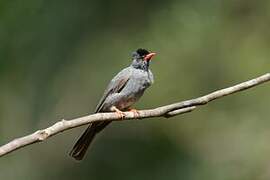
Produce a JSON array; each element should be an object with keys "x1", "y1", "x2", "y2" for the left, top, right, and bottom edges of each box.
[{"x1": 69, "y1": 121, "x2": 111, "y2": 160}]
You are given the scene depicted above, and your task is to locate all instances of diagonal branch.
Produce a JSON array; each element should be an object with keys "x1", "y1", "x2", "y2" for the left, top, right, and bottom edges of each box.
[{"x1": 0, "y1": 73, "x2": 269, "y2": 157}]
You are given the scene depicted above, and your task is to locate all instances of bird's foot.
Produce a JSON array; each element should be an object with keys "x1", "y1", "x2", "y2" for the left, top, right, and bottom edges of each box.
[
  {"x1": 110, "y1": 106, "x2": 125, "y2": 120},
  {"x1": 116, "y1": 110, "x2": 125, "y2": 119},
  {"x1": 128, "y1": 108, "x2": 140, "y2": 118}
]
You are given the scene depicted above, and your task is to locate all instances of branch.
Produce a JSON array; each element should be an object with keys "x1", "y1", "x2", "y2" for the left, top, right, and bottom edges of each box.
[{"x1": 0, "y1": 73, "x2": 269, "y2": 157}]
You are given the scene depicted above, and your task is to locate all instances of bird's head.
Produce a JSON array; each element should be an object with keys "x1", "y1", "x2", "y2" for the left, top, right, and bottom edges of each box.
[{"x1": 131, "y1": 48, "x2": 156, "y2": 70}]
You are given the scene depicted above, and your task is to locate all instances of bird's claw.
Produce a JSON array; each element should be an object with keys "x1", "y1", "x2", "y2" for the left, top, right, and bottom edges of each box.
[
  {"x1": 128, "y1": 108, "x2": 140, "y2": 118},
  {"x1": 110, "y1": 106, "x2": 125, "y2": 120},
  {"x1": 115, "y1": 110, "x2": 125, "y2": 119}
]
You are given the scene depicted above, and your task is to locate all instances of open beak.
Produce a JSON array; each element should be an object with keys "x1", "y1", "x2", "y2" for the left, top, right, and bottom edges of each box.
[{"x1": 144, "y1": 52, "x2": 156, "y2": 61}]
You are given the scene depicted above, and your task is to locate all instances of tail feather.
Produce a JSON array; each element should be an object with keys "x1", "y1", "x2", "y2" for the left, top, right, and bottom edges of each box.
[
  {"x1": 69, "y1": 121, "x2": 111, "y2": 160},
  {"x1": 69, "y1": 125, "x2": 96, "y2": 160}
]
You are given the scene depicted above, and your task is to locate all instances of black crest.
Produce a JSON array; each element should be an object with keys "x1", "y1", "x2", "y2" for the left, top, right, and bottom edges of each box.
[{"x1": 136, "y1": 48, "x2": 150, "y2": 56}]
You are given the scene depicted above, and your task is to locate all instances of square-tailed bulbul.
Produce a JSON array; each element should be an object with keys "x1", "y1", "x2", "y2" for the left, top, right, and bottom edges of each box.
[{"x1": 70, "y1": 48, "x2": 156, "y2": 160}]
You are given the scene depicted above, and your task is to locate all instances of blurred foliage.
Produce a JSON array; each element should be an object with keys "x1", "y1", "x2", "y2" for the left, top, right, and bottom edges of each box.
[{"x1": 0, "y1": 0, "x2": 270, "y2": 179}]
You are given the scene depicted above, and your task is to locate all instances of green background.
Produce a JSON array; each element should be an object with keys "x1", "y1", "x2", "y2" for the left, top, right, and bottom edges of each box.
[{"x1": 0, "y1": 0, "x2": 269, "y2": 179}]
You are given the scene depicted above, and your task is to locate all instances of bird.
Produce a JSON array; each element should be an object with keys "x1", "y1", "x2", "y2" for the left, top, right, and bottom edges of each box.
[{"x1": 69, "y1": 48, "x2": 156, "y2": 160}]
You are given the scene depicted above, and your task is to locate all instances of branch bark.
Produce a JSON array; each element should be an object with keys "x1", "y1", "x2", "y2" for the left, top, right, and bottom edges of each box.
[{"x1": 0, "y1": 73, "x2": 269, "y2": 157}]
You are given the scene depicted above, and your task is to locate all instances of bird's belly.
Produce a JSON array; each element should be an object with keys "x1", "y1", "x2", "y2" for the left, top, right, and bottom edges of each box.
[
  {"x1": 114, "y1": 86, "x2": 146, "y2": 110},
  {"x1": 122, "y1": 88, "x2": 145, "y2": 107},
  {"x1": 116, "y1": 96, "x2": 139, "y2": 110},
  {"x1": 102, "y1": 90, "x2": 144, "y2": 111}
]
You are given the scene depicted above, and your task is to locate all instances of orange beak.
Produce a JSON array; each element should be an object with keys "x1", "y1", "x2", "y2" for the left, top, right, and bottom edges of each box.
[{"x1": 144, "y1": 52, "x2": 156, "y2": 61}]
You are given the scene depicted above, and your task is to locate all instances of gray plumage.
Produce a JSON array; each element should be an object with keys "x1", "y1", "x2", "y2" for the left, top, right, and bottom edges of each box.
[{"x1": 70, "y1": 48, "x2": 155, "y2": 160}]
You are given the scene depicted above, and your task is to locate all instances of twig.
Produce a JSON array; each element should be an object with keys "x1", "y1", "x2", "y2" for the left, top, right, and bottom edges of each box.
[{"x1": 0, "y1": 73, "x2": 269, "y2": 157}]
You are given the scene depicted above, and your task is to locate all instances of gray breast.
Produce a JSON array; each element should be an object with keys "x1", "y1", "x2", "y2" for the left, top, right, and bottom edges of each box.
[
  {"x1": 124, "y1": 69, "x2": 153, "y2": 95},
  {"x1": 119, "y1": 69, "x2": 153, "y2": 107}
]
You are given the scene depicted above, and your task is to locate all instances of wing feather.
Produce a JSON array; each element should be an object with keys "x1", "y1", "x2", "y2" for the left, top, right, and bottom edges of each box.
[{"x1": 94, "y1": 67, "x2": 131, "y2": 113}]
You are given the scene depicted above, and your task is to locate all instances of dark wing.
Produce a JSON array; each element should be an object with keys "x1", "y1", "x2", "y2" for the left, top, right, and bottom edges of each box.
[{"x1": 95, "y1": 67, "x2": 132, "y2": 113}]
